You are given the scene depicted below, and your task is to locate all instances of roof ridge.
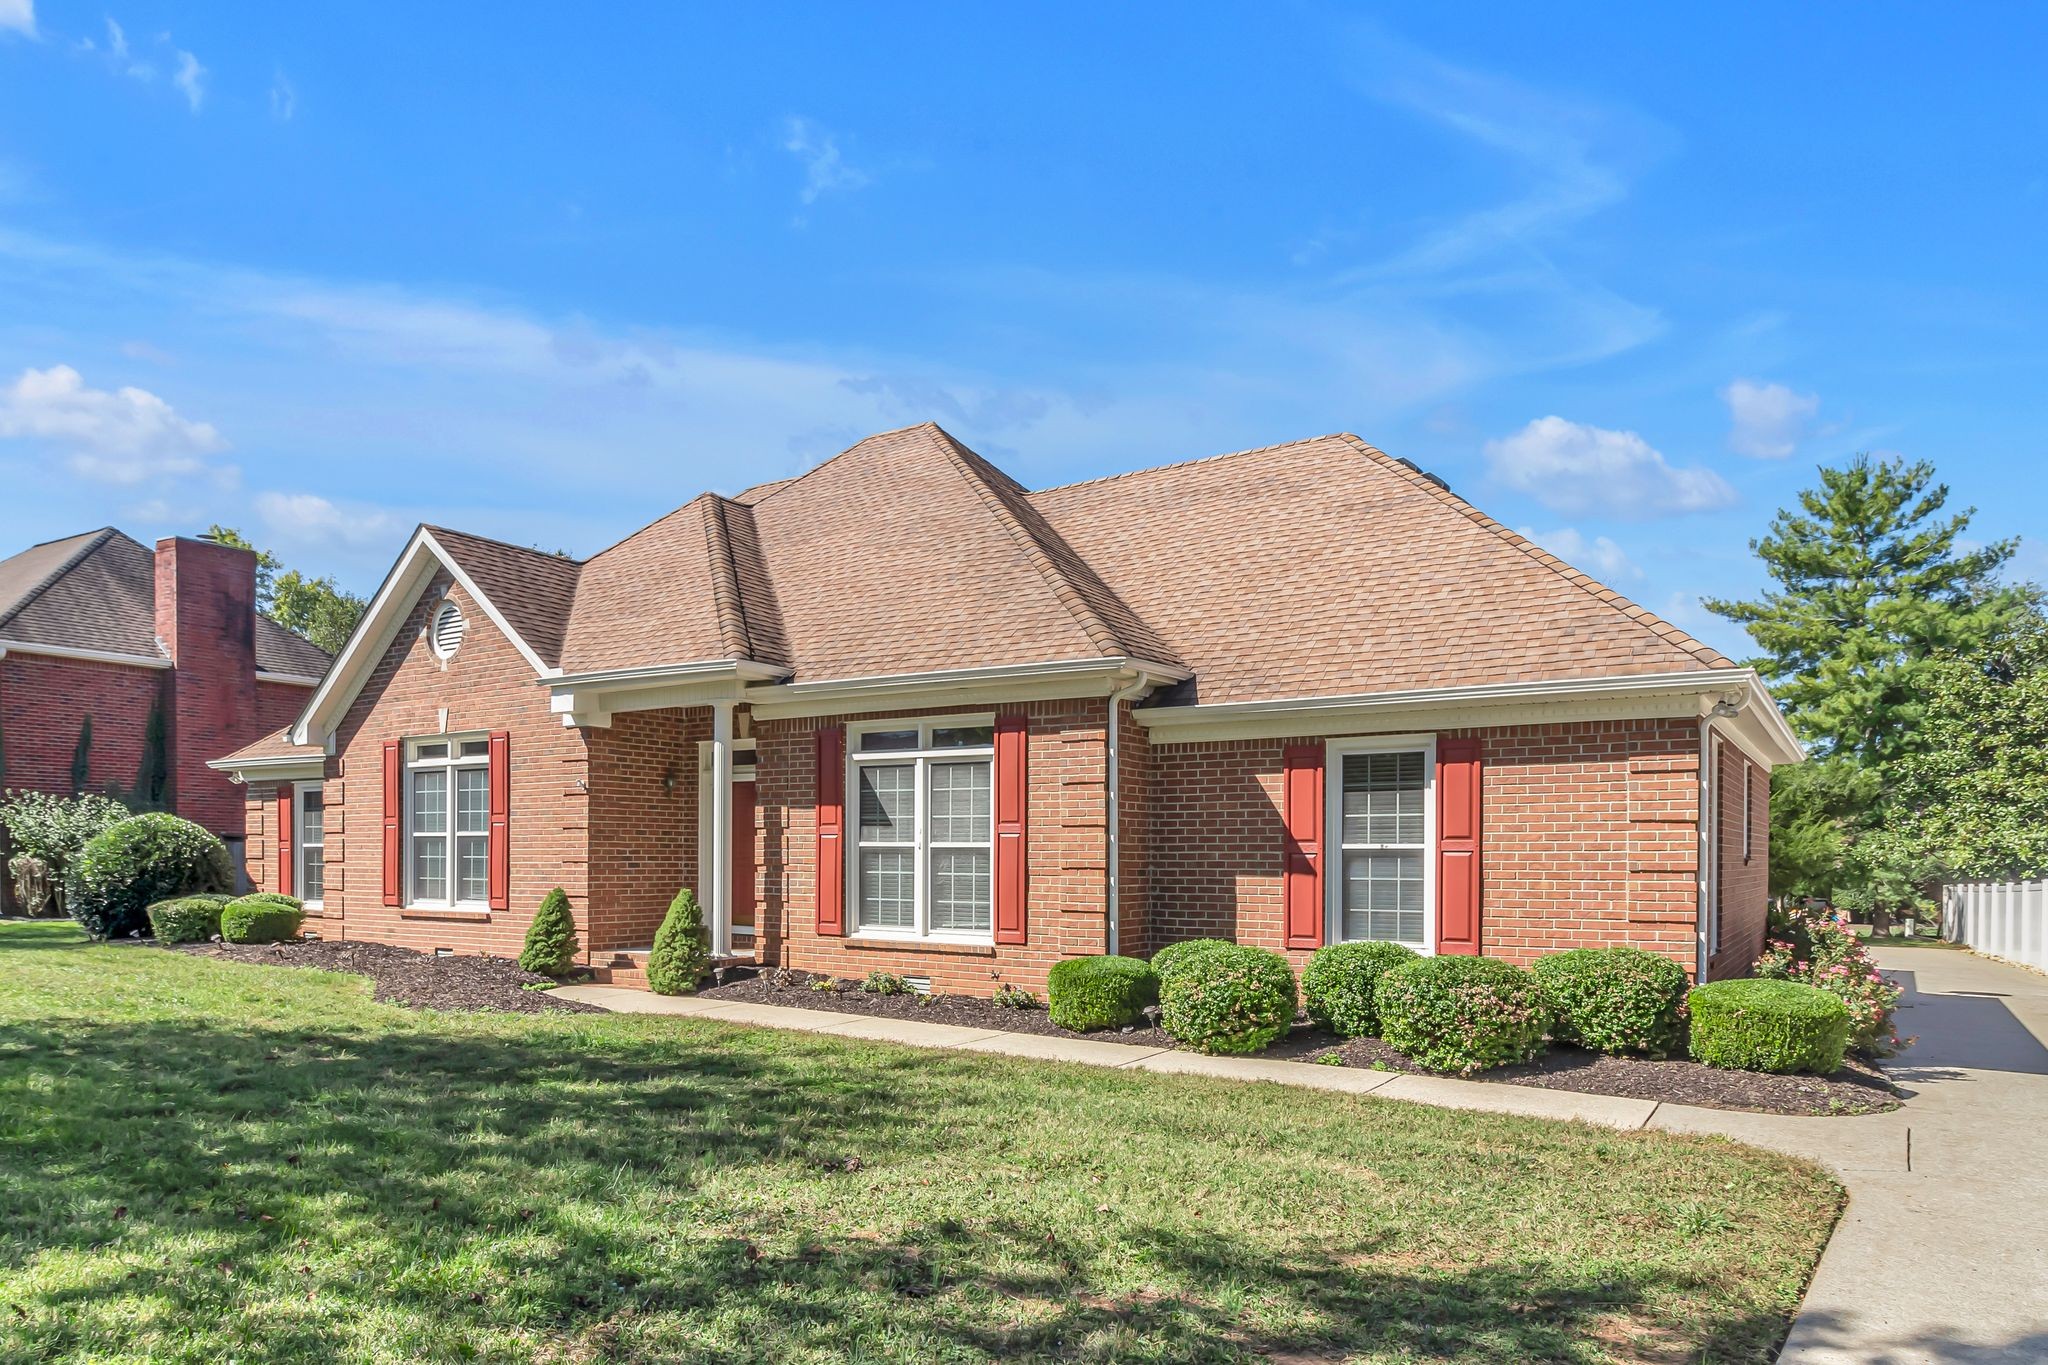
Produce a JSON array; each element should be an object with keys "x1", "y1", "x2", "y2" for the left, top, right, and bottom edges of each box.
[
  {"x1": 0, "y1": 527, "x2": 118, "y2": 633},
  {"x1": 424, "y1": 523, "x2": 587, "y2": 567},
  {"x1": 1031, "y1": 433, "x2": 1354, "y2": 498},
  {"x1": 1330, "y1": 434, "x2": 1734, "y2": 670},
  {"x1": 926, "y1": 427, "x2": 1131, "y2": 660},
  {"x1": 700, "y1": 496, "x2": 755, "y2": 661},
  {"x1": 736, "y1": 421, "x2": 951, "y2": 510}
]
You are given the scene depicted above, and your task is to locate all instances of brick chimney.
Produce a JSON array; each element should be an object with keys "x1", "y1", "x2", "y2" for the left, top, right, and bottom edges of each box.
[{"x1": 155, "y1": 537, "x2": 258, "y2": 835}]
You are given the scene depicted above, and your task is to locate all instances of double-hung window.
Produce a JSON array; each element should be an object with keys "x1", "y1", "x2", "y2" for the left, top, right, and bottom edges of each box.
[
  {"x1": 295, "y1": 783, "x2": 326, "y2": 909},
  {"x1": 1329, "y1": 738, "x2": 1434, "y2": 950},
  {"x1": 849, "y1": 718, "x2": 995, "y2": 939},
  {"x1": 406, "y1": 736, "x2": 491, "y2": 907}
]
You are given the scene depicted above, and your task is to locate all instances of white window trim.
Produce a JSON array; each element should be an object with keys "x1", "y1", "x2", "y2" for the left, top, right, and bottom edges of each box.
[
  {"x1": 846, "y1": 713, "x2": 997, "y2": 944},
  {"x1": 1324, "y1": 733, "x2": 1438, "y2": 955},
  {"x1": 403, "y1": 733, "x2": 493, "y2": 911},
  {"x1": 293, "y1": 781, "x2": 325, "y2": 911}
]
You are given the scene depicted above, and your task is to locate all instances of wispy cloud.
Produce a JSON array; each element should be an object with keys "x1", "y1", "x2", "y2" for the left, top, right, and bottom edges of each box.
[
  {"x1": 68, "y1": 16, "x2": 207, "y2": 112},
  {"x1": 1519, "y1": 525, "x2": 1642, "y2": 581},
  {"x1": 269, "y1": 68, "x2": 296, "y2": 121},
  {"x1": 0, "y1": 0, "x2": 34, "y2": 39},
  {"x1": 0, "y1": 363, "x2": 230, "y2": 484},
  {"x1": 1721, "y1": 377, "x2": 1819, "y2": 459},
  {"x1": 255, "y1": 491, "x2": 400, "y2": 550},
  {"x1": 781, "y1": 116, "x2": 871, "y2": 209},
  {"x1": 171, "y1": 47, "x2": 206, "y2": 112},
  {"x1": 1486, "y1": 415, "x2": 1736, "y2": 518}
]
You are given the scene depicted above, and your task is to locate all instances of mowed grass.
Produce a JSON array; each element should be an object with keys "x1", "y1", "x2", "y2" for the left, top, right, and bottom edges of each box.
[{"x1": 0, "y1": 921, "x2": 1840, "y2": 1363}]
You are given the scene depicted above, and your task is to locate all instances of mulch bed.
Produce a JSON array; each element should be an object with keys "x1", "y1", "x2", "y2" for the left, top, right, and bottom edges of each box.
[
  {"x1": 172, "y1": 939, "x2": 605, "y2": 1015},
  {"x1": 702, "y1": 968, "x2": 1900, "y2": 1117}
]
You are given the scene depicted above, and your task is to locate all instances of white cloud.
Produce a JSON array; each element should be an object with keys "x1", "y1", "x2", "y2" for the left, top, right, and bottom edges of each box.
[
  {"x1": 99, "y1": 17, "x2": 152, "y2": 80},
  {"x1": 0, "y1": 0, "x2": 34, "y2": 38},
  {"x1": 1721, "y1": 377, "x2": 1819, "y2": 459},
  {"x1": 269, "y1": 69, "x2": 296, "y2": 121},
  {"x1": 782, "y1": 116, "x2": 871, "y2": 207},
  {"x1": 0, "y1": 364, "x2": 228, "y2": 484},
  {"x1": 1485, "y1": 415, "x2": 1737, "y2": 518},
  {"x1": 254, "y1": 491, "x2": 400, "y2": 550},
  {"x1": 1518, "y1": 525, "x2": 1640, "y2": 580},
  {"x1": 171, "y1": 47, "x2": 205, "y2": 112}
]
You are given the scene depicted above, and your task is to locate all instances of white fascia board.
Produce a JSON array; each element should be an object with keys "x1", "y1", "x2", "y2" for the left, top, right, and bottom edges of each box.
[
  {"x1": 255, "y1": 670, "x2": 323, "y2": 687},
  {"x1": 416, "y1": 528, "x2": 559, "y2": 680},
  {"x1": 744, "y1": 656, "x2": 1188, "y2": 721},
  {"x1": 548, "y1": 659, "x2": 788, "y2": 690},
  {"x1": 1135, "y1": 669, "x2": 1777, "y2": 746},
  {"x1": 0, "y1": 640, "x2": 172, "y2": 669},
  {"x1": 206, "y1": 755, "x2": 327, "y2": 782}
]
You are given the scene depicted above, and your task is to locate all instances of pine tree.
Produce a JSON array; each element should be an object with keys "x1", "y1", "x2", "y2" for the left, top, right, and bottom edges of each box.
[
  {"x1": 647, "y1": 887, "x2": 708, "y2": 996},
  {"x1": 518, "y1": 886, "x2": 579, "y2": 976}
]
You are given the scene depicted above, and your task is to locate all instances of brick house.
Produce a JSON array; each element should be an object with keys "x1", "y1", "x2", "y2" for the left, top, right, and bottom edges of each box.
[
  {"x1": 0, "y1": 530, "x2": 331, "y2": 896},
  {"x1": 211, "y1": 425, "x2": 1799, "y2": 990}
]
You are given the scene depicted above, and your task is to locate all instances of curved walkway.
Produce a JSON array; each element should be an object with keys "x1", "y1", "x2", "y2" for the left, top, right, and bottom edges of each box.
[{"x1": 557, "y1": 943, "x2": 2048, "y2": 1363}]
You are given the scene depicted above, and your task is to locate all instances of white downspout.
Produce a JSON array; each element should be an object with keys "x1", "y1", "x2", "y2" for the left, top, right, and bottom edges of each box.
[
  {"x1": 1104, "y1": 671, "x2": 1154, "y2": 958},
  {"x1": 1696, "y1": 716, "x2": 1714, "y2": 984},
  {"x1": 709, "y1": 700, "x2": 734, "y2": 959}
]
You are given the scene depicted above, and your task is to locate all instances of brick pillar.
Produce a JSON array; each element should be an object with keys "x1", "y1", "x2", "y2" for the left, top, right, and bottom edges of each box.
[{"x1": 155, "y1": 537, "x2": 259, "y2": 837}]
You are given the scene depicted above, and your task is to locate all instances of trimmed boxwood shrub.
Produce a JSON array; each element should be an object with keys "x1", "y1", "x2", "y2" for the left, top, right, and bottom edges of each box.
[
  {"x1": 1688, "y1": 978, "x2": 1849, "y2": 1075},
  {"x1": 220, "y1": 895, "x2": 305, "y2": 944},
  {"x1": 1532, "y1": 945, "x2": 1691, "y2": 1057},
  {"x1": 1301, "y1": 940, "x2": 1418, "y2": 1038},
  {"x1": 519, "y1": 887, "x2": 580, "y2": 976},
  {"x1": 64, "y1": 813, "x2": 234, "y2": 939},
  {"x1": 235, "y1": 891, "x2": 303, "y2": 913},
  {"x1": 1158, "y1": 943, "x2": 1297, "y2": 1055},
  {"x1": 146, "y1": 894, "x2": 232, "y2": 944},
  {"x1": 1047, "y1": 955, "x2": 1160, "y2": 1032},
  {"x1": 1375, "y1": 956, "x2": 1550, "y2": 1075},
  {"x1": 1150, "y1": 938, "x2": 1237, "y2": 984},
  {"x1": 647, "y1": 887, "x2": 708, "y2": 995}
]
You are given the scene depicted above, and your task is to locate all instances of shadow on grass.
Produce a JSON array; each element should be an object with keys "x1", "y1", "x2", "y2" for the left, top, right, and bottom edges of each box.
[{"x1": 0, "y1": 1005, "x2": 1807, "y2": 1363}]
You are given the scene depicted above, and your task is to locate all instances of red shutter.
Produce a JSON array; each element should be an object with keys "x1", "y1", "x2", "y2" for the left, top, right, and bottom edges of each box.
[
  {"x1": 1436, "y1": 736, "x2": 1483, "y2": 955},
  {"x1": 815, "y1": 725, "x2": 846, "y2": 936},
  {"x1": 1281, "y1": 745, "x2": 1325, "y2": 950},
  {"x1": 487, "y1": 730, "x2": 511, "y2": 911},
  {"x1": 382, "y1": 740, "x2": 402, "y2": 907},
  {"x1": 276, "y1": 787, "x2": 295, "y2": 898},
  {"x1": 994, "y1": 713, "x2": 1029, "y2": 945}
]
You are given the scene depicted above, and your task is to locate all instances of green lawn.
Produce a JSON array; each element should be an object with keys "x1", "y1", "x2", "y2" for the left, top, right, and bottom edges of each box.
[{"x1": 0, "y1": 921, "x2": 1840, "y2": 1363}]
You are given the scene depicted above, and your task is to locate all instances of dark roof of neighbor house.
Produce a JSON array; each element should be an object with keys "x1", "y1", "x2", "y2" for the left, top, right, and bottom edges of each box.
[
  {"x1": 0, "y1": 527, "x2": 334, "y2": 677},
  {"x1": 398, "y1": 423, "x2": 1729, "y2": 706}
]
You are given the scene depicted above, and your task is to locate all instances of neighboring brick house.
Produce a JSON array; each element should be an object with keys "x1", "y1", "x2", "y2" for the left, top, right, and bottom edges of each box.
[
  {"x1": 0, "y1": 530, "x2": 331, "y2": 899},
  {"x1": 212, "y1": 424, "x2": 1798, "y2": 991}
]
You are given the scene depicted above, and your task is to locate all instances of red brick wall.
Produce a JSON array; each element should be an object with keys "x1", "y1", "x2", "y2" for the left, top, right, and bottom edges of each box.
[
  {"x1": 1708, "y1": 736, "x2": 1771, "y2": 981},
  {"x1": 1113, "y1": 699, "x2": 1154, "y2": 959},
  {"x1": 1140, "y1": 718, "x2": 1708, "y2": 980},
  {"x1": 753, "y1": 698, "x2": 1112, "y2": 996},
  {"x1": 155, "y1": 538, "x2": 259, "y2": 836},
  {"x1": 0, "y1": 653, "x2": 162, "y2": 800},
  {"x1": 585, "y1": 706, "x2": 709, "y2": 953},
  {"x1": 256, "y1": 679, "x2": 312, "y2": 734}
]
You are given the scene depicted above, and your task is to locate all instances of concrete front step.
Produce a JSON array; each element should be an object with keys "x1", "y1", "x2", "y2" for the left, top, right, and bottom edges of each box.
[{"x1": 586, "y1": 948, "x2": 756, "y2": 991}]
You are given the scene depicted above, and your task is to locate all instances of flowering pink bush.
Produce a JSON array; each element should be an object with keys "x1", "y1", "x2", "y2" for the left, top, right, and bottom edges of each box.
[{"x1": 1753, "y1": 908, "x2": 1909, "y2": 1056}]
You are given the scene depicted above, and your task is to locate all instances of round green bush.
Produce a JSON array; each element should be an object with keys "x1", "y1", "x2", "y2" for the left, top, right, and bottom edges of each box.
[
  {"x1": 64, "y1": 813, "x2": 234, "y2": 939},
  {"x1": 1047, "y1": 955, "x2": 1160, "y2": 1032},
  {"x1": 1150, "y1": 938, "x2": 1237, "y2": 984},
  {"x1": 146, "y1": 894, "x2": 231, "y2": 944},
  {"x1": 1158, "y1": 943, "x2": 1297, "y2": 1055},
  {"x1": 1301, "y1": 940, "x2": 1419, "y2": 1038},
  {"x1": 1688, "y1": 979, "x2": 1849, "y2": 1075},
  {"x1": 1374, "y1": 956, "x2": 1551, "y2": 1075},
  {"x1": 220, "y1": 895, "x2": 305, "y2": 944},
  {"x1": 236, "y1": 891, "x2": 303, "y2": 912},
  {"x1": 1532, "y1": 945, "x2": 1691, "y2": 1058}
]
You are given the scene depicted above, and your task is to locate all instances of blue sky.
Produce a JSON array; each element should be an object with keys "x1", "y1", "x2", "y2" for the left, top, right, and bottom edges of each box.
[{"x1": 2, "y1": 3, "x2": 2044, "y2": 660}]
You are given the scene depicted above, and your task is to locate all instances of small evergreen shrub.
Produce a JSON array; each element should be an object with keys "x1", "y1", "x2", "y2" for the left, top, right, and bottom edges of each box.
[
  {"x1": 1375, "y1": 956, "x2": 1550, "y2": 1075},
  {"x1": 220, "y1": 895, "x2": 305, "y2": 944},
  {"x1": 235, "y1": 891, "x2": 303, "y2": 912},
  {"x1": 64, "y1": 812, "x2": 233, "y2": 939},
  {"x1": 860, "y1": 971, "x2": 911, "y2": 996},
  {"x1": 1158, "y1": 943, "x2": 1297, "y2": 1055},
  {"x1": 1688, "y1": 979, "x2": 1849, "y2": 1075},
  {"x1": 518, "y1": 887, "x2": 579, "y2": 976},
  {"x1": 146, "y1": 894, "x2": 230, "y2": 944},
  {"x1": 646, "y1": 887, "x2": 708, "y2": 995},
  {"x1": 1150, "y1": 937, "x2": 1238, "y2": 984},
  {"x1": 1532, "y1": 945, "x2": 1691, "y2": 1057},
  {"x1": 1301, "y1": 940, "x2": 1419, "y2": 1038},
  {"x1": 1047, "y1": 955, "x2": 1160, "y2": 1032}
]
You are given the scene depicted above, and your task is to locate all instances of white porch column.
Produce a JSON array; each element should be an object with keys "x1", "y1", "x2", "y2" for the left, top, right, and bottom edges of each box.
[{"x1": 708, "y1": 701, "x2": 735, "y2": 959}]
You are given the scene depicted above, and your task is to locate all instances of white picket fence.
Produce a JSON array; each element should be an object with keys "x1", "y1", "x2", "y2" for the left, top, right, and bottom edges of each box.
[{"x1": 1942, "y1": 880, "x2": 2048, "y2": 973}]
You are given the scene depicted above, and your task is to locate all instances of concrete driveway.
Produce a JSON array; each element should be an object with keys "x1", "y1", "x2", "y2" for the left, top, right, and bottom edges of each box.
[{"x1": 1650, "y1": 945, "x2": 2048, "y2": 1363}]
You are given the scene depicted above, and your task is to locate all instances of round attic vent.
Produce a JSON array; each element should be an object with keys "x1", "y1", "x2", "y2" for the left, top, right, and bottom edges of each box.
[{"x1": 431, "y1": 600, "x2": 467, "y2": 659}]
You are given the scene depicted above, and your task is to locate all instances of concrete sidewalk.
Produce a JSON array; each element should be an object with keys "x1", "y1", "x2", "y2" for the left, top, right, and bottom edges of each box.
[{"x1": 556, "y1": 943, "x2": 2048, "y2": 1363}]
